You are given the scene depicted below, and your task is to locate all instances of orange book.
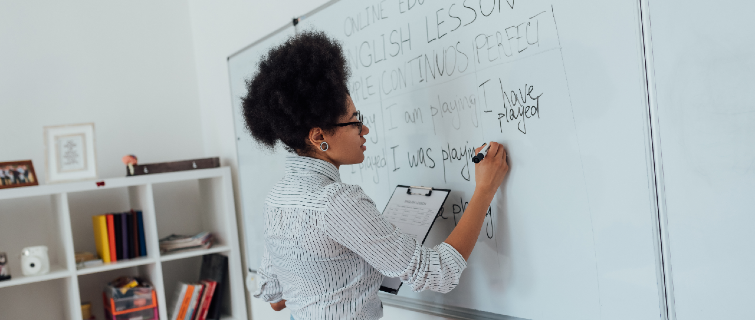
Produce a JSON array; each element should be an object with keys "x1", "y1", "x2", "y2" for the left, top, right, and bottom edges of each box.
[
  {"x1": 106, "y1": 214, "x2": 117, "y2": 262},
  {"x1": 176, "y1": 284, "x2": 195, "y2": 320}
]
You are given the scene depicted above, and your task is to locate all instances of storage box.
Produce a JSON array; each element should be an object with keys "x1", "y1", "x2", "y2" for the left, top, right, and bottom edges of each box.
[
  {"x1": 103, "y1": 290, "x2": 158, "y2": 320},
  {"x1": 104, "y1": 305, "x2": 158, "y2": 320}
]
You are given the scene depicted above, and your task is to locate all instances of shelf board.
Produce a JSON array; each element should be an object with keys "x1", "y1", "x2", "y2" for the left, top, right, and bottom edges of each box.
[
  {"x1": 0, "y1": 265, "x2": 71, "y2": 289},
  {"x1": 76, "y1": 256, "x2": 156, "y2": 275},
  {"x1": 0, "y1": 167, "x2": 228, "y2": 200},
  {"x1": 159, "y1": 245, "x2": 231, "y2": 262}
]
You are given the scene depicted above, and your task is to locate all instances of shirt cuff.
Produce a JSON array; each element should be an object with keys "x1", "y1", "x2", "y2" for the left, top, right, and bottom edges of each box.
[{"x1": 438, "y1": 242, "x2": 468, "y2": 271}]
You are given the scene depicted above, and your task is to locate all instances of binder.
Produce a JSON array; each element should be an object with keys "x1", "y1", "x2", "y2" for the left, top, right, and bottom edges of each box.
[
  {"x1": 137, "y1": 211, "x2": 147, "y2": 257},
  {"x1": 114, "y1": 213, "x2": 123, "y2": 260},
  {"x1": 91, "y1": 215, "x2": 111, "y2": 263},
  {"x1": 120, "y1": 213, "x2": 129, "y2": 259}
]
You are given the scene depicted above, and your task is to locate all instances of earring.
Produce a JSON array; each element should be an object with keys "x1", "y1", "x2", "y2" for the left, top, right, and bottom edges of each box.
[{"x1": 319, "y1": 141, "x2": 329, "y2": 151}]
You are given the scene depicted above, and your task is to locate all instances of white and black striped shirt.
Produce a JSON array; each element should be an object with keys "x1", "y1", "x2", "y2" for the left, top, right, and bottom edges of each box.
[{"x1": 253, "y1": 156, "x2": 467, "y2": 320}]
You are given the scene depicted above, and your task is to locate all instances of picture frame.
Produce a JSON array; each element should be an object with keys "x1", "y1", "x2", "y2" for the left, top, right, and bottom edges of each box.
[
  {"x1": 44, "y1": 123, "x2": 98, "y2": 183},
  {"x1": 0, "y1": 160, "x2": 39, "y2": 189}
]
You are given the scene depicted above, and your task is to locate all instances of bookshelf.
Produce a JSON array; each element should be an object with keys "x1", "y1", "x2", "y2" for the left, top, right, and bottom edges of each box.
[{"x1": 0, "y1": 167, "x2": 247, "y2": 320}]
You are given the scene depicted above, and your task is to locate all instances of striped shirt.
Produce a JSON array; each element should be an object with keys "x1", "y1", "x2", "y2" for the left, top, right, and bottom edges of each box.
[{"x1": 253, "y1": 155, "x2": 467, "y2": 320}]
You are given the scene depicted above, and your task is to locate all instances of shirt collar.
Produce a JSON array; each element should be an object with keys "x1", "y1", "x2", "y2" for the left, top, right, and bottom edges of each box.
[{"x1": 285, "y1": 155, "x2": 341, "y2": 182}]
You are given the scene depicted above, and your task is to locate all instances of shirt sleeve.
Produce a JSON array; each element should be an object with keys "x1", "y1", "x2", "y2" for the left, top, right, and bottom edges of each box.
[
  {"x1": 253, "y1": 244, "x2": 283, "y2": 302},
  {"x1": 321, "y1": 184, "x2": 468, "y2": 293}
]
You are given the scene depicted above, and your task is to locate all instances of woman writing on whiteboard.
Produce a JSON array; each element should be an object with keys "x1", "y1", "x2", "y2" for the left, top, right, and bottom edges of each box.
[{"x1": 244, "y1": 31, "x2": 509, "y2": 320}]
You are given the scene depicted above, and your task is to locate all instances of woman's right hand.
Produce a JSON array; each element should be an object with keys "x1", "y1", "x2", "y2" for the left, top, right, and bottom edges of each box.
[{"x1": 473, "y1": 142, "x2": 509, "y2": 199}]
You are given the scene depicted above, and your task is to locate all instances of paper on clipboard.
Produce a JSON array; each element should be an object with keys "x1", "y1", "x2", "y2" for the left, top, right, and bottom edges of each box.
[{"x1": 379, "y1": 185, "x2": 450, "y2": 294}]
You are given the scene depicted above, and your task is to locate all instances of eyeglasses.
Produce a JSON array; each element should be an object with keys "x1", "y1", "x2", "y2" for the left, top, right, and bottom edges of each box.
[{"x1": 330, "y1": 111, "x2": 364, "y2": 134}]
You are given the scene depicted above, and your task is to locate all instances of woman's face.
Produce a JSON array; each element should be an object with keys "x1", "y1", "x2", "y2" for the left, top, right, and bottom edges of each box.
[{"x1": 320, "y1": 95, "x2": 370, "y2": 167}]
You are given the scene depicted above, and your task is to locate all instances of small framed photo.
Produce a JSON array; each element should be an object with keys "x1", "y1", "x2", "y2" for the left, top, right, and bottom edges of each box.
[
  {"x1": 0, "y1": 160, "x2": 39, "y2": 189},
  {"x1": 44, "y1": 123, "x2": 98, "y2": 183}
]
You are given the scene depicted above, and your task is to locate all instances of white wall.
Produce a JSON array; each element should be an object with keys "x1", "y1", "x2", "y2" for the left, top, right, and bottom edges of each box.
[
  {"x1": 186, "y1": 1, "x2": 450, "y2": 319},
  {"x1": 0, "y1": 1, "x2": 205, "y2": 180}
]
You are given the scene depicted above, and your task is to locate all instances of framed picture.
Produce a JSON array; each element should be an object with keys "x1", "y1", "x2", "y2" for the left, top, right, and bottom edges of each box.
[
  {"x1": 0, "y1": 160, "x2": 39, "y2": 189},
  {"x1": 44, "y1": 123, "x2": 98, "y2": 183}
]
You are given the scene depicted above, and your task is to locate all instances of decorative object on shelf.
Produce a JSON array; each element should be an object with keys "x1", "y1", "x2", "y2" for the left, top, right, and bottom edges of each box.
[
  {"x1": 121, "y1": 155, "x2": 138, "y2": 176},
  {"x1": 44, "y1": 123, "x2": 98, "y2": 183},
  {"x1": 126, "y1": 157, "x2": 220, "y2": 176},
  {"x1": 20, "y1": 245, "x2": 50, "y2": 276},
  {"x1": 159, "y1": 232, "x2": 213, "y2": 253},
  {"x1": 0, "y1": 160, "x2": 38, "y2": 189},
  {"x1": 0, "y1": 252, "x2": 10, "y2": 281}
]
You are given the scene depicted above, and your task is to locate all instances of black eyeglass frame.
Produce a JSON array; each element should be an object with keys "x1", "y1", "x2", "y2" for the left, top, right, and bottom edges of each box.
[{"x1": 329, "y1": 111, "x2": 364, "y2": 134}]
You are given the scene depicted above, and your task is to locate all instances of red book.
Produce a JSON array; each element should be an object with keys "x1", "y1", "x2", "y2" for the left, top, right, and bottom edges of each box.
[
  {"x1": 106, "y1": 214, "x2": 117, "y2": 262},
  {"x1": 194, "y1": 280, "x2": 217, "y2": 320}
]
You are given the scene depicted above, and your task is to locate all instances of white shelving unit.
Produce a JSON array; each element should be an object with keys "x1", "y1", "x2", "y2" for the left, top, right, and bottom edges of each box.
[{"x1": 0, "y1": 167, "x2": 247, "y2": 320}]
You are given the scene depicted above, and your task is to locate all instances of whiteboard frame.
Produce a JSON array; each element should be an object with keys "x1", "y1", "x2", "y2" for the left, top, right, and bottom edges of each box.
[
  {"x1": 227, "y1": 1, "x2": 675, "y2": 318},
  {"x1": 637, "y1": 0, "x2": 676, "y2": 319}
]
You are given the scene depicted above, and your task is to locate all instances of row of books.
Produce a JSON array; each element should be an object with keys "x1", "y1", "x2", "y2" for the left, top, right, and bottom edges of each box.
[
  {"x1": 168, "y1": 254, "x2": 228, "y2": 320},
  {"x1": 92, "y1": 210, "x2": 147, "y2": 263}
]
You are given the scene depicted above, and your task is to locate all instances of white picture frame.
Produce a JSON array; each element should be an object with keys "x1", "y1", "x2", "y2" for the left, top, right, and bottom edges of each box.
[{"x1": 44, "y1": 123, "x2": 98, "y2": 183}]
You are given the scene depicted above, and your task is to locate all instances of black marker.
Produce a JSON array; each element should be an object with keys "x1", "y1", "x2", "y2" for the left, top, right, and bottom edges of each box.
[{"x1": 472, "y1": 142, "x2": 493, "y2": 163}]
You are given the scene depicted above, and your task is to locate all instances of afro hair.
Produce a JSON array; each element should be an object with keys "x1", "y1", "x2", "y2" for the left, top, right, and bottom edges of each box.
[{"x1": 241, "y1": 30, "x2": 351, "y2": 154}]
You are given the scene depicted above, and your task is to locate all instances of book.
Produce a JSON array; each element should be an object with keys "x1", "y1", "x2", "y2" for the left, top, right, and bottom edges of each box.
[
  {"x1": 113, "y1": 213, "x2": 123, "y2": 260},
  {"x1": 126, "y1": 211, "x2": 134, "y2": 259},
  {"x1": 129, "y1": 210, "x2": 138, "y2": 257},
  {"x1": 194, "y1": 280, "x2": 217, "y2": 320},
  {"x1": 169, "y1": 283, "x2": 190, "y2": 320},
  {"x1": 137, "y1": 211, "x2": 147, "y2": 257},
  {"x1": 199, "y1": 254, "x2": 228, "y2": 320},
  {"x1": 176, "y1": 284, "x2": 196, "y2": 320},
  {"x1": 106, "y1": 214, "x2": 117, "y2": 262},
  {"x1": 184, "y1": 284, "x2": 204, "y2": 320},
  {"x1": 120, "y1": 213, "x2": 129, "y2": 259},
  {"x1": 91, "y1": 215, "x2": 111, "y2": 264}
]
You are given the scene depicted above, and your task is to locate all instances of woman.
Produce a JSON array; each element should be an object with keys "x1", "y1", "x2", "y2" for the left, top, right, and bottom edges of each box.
[{"x1": 243, "y1": 31, "x2": 509, "y2": 320}]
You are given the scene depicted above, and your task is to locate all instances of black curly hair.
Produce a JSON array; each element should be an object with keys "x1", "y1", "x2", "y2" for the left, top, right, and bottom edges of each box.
[{"x1": 242, "y1": 30, "x2": 351, "y2": 154}]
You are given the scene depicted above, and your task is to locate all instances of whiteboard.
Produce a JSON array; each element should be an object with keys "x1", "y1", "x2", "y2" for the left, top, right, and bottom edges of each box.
[
  {"x1": 228, "y1": 24, "x2": 296, "y2": 271},
  {"x1": 230, "y1": 0, "x2": 665, "y2": 318},
  {"x1": 647, "y1": 1, "x2": 755, "y2": 319}
]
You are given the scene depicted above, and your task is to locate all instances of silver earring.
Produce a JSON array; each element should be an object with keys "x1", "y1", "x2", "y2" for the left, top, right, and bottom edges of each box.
[{"x1": 319, "y1": 141, "x2": 329, "y2": 151}]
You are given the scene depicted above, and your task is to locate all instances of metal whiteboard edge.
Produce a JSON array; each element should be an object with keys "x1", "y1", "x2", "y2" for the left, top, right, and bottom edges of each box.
[
  {"x1": 637, "y1": 0, "x2": 676, "y2": 319},
  {"x1": 296, "y1": 0, "x2": 343, "y2": 23},
  {"x1": 378, "y1": 293, "x2": 530, "y2": 320},
  {"x1": 228, "y1": 22, "x2": 294, "y2": 60}
]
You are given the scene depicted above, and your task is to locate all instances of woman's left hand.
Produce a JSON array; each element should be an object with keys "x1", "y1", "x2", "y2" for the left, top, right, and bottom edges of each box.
[{"x1": 270, "y1": 299, "x2": 287, "y2": 311}]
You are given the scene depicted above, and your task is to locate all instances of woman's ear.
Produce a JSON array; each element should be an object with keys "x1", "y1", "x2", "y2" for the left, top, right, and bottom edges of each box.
[{"x1": 309, "y1": 127, "x2": 326, "y2": 149}]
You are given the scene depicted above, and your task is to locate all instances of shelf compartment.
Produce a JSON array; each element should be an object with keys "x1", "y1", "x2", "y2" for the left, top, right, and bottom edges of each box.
[
  {"x1": 77, "y1": 263, "x2": 161, "y2": 320},
  {"x1": 0, "y1": 265, "x2": 71, "y2": 289},
  {"x1": 160, "y1": 245, "x2": 231, "y2": 262}
]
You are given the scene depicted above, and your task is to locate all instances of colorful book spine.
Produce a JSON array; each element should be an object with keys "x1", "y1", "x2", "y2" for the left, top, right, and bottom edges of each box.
[
  {"x1": 170, "y1": 283, "x2": 189, "y2": 320},
  {"x1": 114, "y1": 213, "x2": 123, "y2": 260},
  {"x1": 184, "y1": 284, "x2": 204, "y2": 320},
  {"x1": 106, "y1": 214, "x2": 117, "y2": 262},
  {"x1": 137, "y1": 211, "x2": 147, "y2": 256},
  {"x1": 91, "y1": 215, "x2": 111, "y2": 263},
  {"x1": 126, "y1": 211, "x2": 134, "y2": 258},
  {"x1": 194, "y1": 280, "x2": 217, "y2": 320},
  {"x1": 176, "y1": 284, "x2": 195, "y2": 320},
  {"x1": 120, "y1": 213, "x2": 129, "y2": 259},
  {"x1": 131, "y1": 210, "x2": 140, "y2": 257}
]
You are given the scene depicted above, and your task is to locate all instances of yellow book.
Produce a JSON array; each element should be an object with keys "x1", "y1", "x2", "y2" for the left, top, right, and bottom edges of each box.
[{"x1": 92, "y1": 215, "x2": 111, "y2": 263}]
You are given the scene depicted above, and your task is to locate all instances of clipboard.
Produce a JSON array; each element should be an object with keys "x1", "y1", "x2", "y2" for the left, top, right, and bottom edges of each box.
[{"x1": 379, "y1": 185, "x2": 451, "y2": 294}]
